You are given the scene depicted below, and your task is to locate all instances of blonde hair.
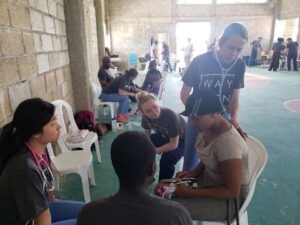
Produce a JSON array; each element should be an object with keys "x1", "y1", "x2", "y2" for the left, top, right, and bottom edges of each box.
[{"x1": 136, "y1": 91, "x2": 157, "y2": 111}]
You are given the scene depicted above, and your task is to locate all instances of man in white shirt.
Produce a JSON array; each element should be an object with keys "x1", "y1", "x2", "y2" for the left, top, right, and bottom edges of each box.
[{"x1": 182, "y1": 38, "x2": 194, "y2": 69}]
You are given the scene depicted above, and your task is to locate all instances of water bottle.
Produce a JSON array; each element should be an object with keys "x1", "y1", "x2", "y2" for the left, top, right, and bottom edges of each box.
[
  {"x1": 111, "y1": 117, "x2": 117, "y2": 131},
  {"x1": 103, "y1": 104, "x2": 108, "y2": 116}
]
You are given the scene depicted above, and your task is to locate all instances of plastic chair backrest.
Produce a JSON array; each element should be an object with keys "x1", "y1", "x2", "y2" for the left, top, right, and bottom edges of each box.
[
  {"x1": 90, "y1": 80, "x2": 102, "y2": 111},
  {"x1": 46, "y1": 143, "x2": 55, "y2": 161},
  {"x1": 157, "y1": 77, "x2": 166, "y2": 102},
  {"x1": 128, "y1": 53, "x2": 138, "y2": 64},
  {"x1": 52, "y1": 100, "x2": 79, "y2": 136},
  {"x1": 239, "y1": 136, "x2": 268, "y2": 215}
]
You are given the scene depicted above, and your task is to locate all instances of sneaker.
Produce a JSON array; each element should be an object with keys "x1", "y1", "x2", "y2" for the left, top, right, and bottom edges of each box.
[
  {"x1": 117, "y1": 114, "x2": 128, "y2": 123},
  {"x1": 123, "y1": 113, "x2": 129, "y2": 119}
]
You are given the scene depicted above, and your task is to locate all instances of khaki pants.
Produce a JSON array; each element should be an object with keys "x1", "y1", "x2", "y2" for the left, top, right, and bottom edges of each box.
[
  {"x1": 173, "y1": 175, "x2": 243, "y2": 221},
  {"x1": 184, "y1": 55, "x2": 191, "y2": 68}
]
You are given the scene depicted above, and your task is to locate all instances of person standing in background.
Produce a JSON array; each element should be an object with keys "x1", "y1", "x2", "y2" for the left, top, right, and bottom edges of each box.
[
  {"x1": 150, "y1": 40, "x2": 158, "y2": 61},
  {"x1": 286, "y1": 37, "x2": 299, "y2": 71},
  {"x1": 162, "y1": 41, "x2": 173, "y2": 72},
  {"x1": 182, "y1": 38, "x2": 194, "y2": 69},
  {"x1": 249, "y1": 37, "x2": 263, "y2": 66},
  {"x1": 269, "y1": 38, "x2": 285, "y2": 71}
]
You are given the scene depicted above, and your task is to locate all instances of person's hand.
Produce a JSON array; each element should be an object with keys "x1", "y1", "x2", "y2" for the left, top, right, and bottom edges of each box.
[
  {"x1": 155, "y1": 147, "x2": 162, "y2": 154},
  {"x1": 175, "y1": 170, "x2": 196, "y2": 179},
  {"x1": 230, "y1": 118, "x2": 240, "y2": 129},
  {"x1": 47, "y1": 191, "x2": 58, "y2": 201},
  {"x1": 173, "y1": 183, "x2": 191, "y2": 198},
  {"x1": 130, "y1": 93, "x2": 136, "y2": 97},
  {"x1": 231, "y1": 119, "x2": 247, "y2": 140},
  {"x1": 135, "y1": 87, "x2": 142, "y2": 93},
  {"x1": 154, "y1": 182, "x2": 165, "y2": 195}
]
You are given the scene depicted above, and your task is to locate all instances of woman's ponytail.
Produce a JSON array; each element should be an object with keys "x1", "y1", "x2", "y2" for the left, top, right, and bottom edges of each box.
[{"x1": 0, "y1": 122, "x2": 20, "y2": 175}]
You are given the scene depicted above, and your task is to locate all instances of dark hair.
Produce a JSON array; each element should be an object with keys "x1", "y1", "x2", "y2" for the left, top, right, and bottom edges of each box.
[
  {"x1": 0, "y1": 98, "x2": 55, "y2": 174},
  {"x1": 219, "y1": 23, "x2": 248, "y2": 45},
  {"x1": 111, "y1": 131, "x2": 155, "y2": 187},
  {"x1": 148, "y1": 68, "x2": 161, "y2": 77},
  {"x1": 287, "y1": 37, "x2": 292, "y2": 41},
  {"x1": 102, "y1": 56, "x2": 111, "y2": 68},
  {"x1": 277, "y1": 37, "x2": 284, "y2": 42},
  {"x1": 125, "y1": 68, "x2": 138, "y2": 78},
  {"x1": 148, "y1": 60, "x2": 157, "y2": 70}
]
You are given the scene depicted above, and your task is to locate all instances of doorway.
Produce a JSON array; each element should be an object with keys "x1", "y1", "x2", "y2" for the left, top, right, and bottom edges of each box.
[{"x1": 176, "y1": 22, "x2": 211, "y2": 69}]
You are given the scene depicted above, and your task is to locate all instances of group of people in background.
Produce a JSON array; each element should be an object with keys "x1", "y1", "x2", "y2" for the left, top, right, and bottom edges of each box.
[
  {"x1": 1, "y1": 22, "x2": 258, "y2": 225},
  {"x1": 248, "y1": 36, "x2": 298, "y2": 71}
]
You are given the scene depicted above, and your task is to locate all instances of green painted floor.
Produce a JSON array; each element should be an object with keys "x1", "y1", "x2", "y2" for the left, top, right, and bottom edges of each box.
[{"x1": 57, "y1": 67, "x2": 300, "y2": 225}]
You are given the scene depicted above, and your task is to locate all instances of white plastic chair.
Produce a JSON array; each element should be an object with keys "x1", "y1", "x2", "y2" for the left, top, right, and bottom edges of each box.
[
  {"x1": 196, "y1": 136, "x2": 268, "y2": 225},
  {"x1": 46, "y1": 140, "x2": 96, "y2": 203},
  {"x1": 52, "y1": 99, "x2": 102, "y2": 163},
  {"x1": 90, "y1": 79, "x2": 116, "y2": 122},
  {"x1": 157, "y1": 77, "x2": 167, "y2": 107}
]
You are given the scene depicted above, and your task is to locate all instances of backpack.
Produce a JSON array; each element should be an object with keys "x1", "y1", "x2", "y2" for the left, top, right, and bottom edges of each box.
[{"x1": 74, "y1": 110, "x2": 95, "y2": 131}]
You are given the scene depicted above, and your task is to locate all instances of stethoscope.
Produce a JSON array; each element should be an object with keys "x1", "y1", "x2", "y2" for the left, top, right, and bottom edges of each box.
[
  {"x1": 25, "y1": 143, "x2": 55, "y2": 192},
  {"x1": 214, "y1": 50, "x2": 239, "y2": 121}
]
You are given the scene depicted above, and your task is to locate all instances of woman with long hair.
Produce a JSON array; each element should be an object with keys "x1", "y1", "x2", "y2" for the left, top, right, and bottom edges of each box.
[{"x1": 0, "y1": 98, "x2": 83, "y2": 225}]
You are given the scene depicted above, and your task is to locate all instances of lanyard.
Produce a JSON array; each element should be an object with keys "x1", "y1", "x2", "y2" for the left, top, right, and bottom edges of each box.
[{"x1": 25, "y1": 143, "x2": 55, "y2": 191}]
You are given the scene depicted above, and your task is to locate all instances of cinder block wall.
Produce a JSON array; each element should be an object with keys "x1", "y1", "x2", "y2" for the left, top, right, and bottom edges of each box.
[
  {"x1": 0, "y1": 0, "x2": 73, "y2": 127},
  {"x1": 107, "y1": 0, "x2": 274, "y2": 65}
]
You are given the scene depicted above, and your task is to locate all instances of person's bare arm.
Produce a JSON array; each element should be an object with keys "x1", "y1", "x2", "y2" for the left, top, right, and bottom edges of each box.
[
  {"x1": 180, "y1": 84, "x2": 192, "y2": 105},
  {"x1": 174, "y1": 159, "x2": 242, "y2": 199},
  {"x1": 144, "y1": 129, "x2": 151, "y2": 136},
  {"x1": 155, "y1": 136, "x2": 179, "y2": 154},
  {"x1": 100, "y1": 79, "x2": 108, "y2": 87},
  {"x1": 118, "y1": 88, "x2": 135, "y2": 96},
  {"x1": 34, "y1": 208, "x2": 51, "y2": 225}
]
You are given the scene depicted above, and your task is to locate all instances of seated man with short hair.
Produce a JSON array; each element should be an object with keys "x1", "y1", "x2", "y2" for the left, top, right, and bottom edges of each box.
[{"x1": 77, "y1": 131, "x2": 193, "y2": 225}]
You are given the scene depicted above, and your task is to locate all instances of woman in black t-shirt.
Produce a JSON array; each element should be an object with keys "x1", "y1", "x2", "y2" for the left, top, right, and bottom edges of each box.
[
  {"x1": 180, "y1": 23, "x2": 248, "y2": 171},
  {"x1": 137, "y1": 92, "x2": 186, "y2": 181},
  {"x1": 0, "y1": 98, "x2": 83, "y2": 225}
]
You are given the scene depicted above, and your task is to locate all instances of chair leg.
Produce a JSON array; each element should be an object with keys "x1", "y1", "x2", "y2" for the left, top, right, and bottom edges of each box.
[
  {"x1": 79, "y1": 170, "x2": 91, "y2": 203},
  {"x1": 94, "y1": 140, "x2": 102, "y2": 163},
  {"x1": 239, "y1": 210, "x2": 248, "y2": 225},
  {"x1": 54, "y1": 173, "x2": 60, "y2": 191},
  {"x1": 88, "y1": 163, "x2": 96, "y2": 186}
]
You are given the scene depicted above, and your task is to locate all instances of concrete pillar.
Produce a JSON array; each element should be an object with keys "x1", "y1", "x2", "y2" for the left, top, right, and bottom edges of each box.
[
  {"x1": 94, "y1": 0, "x2": 105, "y2": 64},
  {"x1": 64, "y1": 0, "x2": 91, "y2": 111}
]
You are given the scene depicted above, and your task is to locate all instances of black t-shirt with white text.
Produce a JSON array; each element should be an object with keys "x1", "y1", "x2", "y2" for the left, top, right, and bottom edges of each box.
[{"x1": 182, "y1": 51, "x2": 245, "y2": 111}]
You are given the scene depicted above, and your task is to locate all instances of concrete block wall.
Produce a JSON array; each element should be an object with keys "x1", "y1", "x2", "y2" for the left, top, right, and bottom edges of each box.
[
  {"x1": 0, "y1": 0, "x2": 73, "y2": 127},
  {"x1": 64, "y1": 0, "x2": 100, "y2": 111},
  {"x1": 108, "y1": 0, "x2": 275, "y2": 66}
]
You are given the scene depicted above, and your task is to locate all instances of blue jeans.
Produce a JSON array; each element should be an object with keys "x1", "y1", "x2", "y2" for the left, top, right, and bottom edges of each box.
[
  {"x1": 150, "y1": 133, "x2": 184, "y2": 181},
  {"x1": 248, "y1": 49, "x2": 257, "y2": 66},
  {"x1": 100, "y1": 93, "x2": 129, "y2": 114},
  {"x1": 183, "y1": 118, "x2": 200, "y2": 170},
  {"x1": 49, "y1": 200, "x2": 84, "y2": 225}
]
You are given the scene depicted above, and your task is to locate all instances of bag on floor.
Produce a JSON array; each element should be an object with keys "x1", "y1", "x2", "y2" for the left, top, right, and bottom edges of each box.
[
  {"x1": 74, "y1": 110, "x2": 95, "y2": 131},
  {"x1": 95, "y1": 123, "x2": 108, "y2": 137}
]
